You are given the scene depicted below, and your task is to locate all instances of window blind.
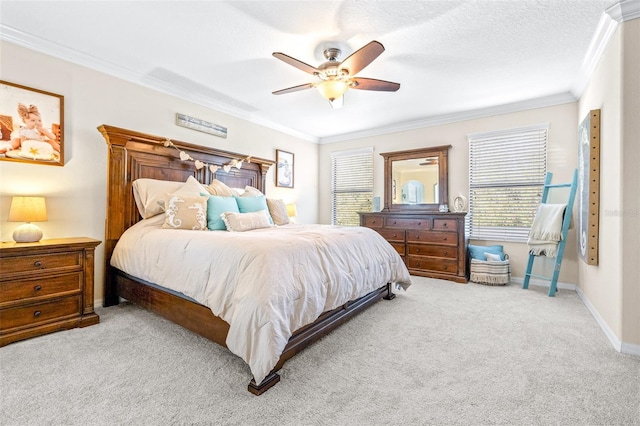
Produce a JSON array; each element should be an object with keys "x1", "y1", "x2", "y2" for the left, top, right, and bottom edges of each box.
[
  {"x1": 331, "y1": 147, "x2": 374, "y2": 226},
  {"x1": 467, "y1": 124, "x2": 548, "y2": 241}
]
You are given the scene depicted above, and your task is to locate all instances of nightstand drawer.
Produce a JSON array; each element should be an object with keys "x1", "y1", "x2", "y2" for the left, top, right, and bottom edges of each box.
[
  {"x1": 0, "y1": 272, "x2": 83, "y2": 305},
  {"x1": 0, "y1": 295, "x2": 82, "y2": 331},
  {"x1": 0, "y1": 251, "x2": 82, "y2": 275},
  {"x1": 385, "y1": 217, "x2": 431, "y2": 229}
]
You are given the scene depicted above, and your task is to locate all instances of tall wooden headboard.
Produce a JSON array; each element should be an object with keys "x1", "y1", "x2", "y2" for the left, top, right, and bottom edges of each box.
[{"x1": 98, "y1": 124, "x2": 275, "y2": 305}]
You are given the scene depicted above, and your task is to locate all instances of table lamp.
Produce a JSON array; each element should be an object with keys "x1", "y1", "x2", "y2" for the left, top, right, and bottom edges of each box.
[
  {"x1": 8, "y1": 196, "x2": 48, "y2": 242},
  {"x1": 286, "y1": 203, "x2": 298, "y2": 223}
]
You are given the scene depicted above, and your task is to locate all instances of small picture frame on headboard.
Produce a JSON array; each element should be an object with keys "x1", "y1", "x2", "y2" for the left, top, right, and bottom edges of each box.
[
  {"x1": 276, "y1": 149, "x2": 294, "y2": 188},
  {"x1": 0, "y1": 80, "x2": 64, "y2": 166}
]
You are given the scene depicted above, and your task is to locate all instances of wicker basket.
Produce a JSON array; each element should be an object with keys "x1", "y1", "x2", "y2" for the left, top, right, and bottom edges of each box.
[{"x1": 469, "y1": 255, "x2": 511, "y2": 286}]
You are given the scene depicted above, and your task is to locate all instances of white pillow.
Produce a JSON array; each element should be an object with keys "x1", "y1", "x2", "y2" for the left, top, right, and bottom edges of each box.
[
  {"x1": 206, "y1": 179, "x2": 238, "y2": 197},
  {"x1": 484, "y1": 252, "x2": 503, "y2": 262},
  {"x1": 173, "y1": 176, "x2": 207, "y2": 196},
  {"x1": 132, "y1": 178, "x2": 184, "y2": 219},
  {"x1": 240, "y1": 185, "x2": 264, "y2": 197},
  {"x1": 221, "y1": 210, "x2": 272, "y2": 232}
]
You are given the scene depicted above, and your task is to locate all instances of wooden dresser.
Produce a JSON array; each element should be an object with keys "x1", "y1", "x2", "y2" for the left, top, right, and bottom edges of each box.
[
  {"x1": 0, "y1": 237, "x2": 101, "y2": 346},
  {"x1": 359, "y1": 212, "x2": 467, "y2": 283}
]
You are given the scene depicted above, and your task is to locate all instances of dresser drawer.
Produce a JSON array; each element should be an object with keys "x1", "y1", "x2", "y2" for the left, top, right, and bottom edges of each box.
[
  {"x1": 390, "y1": 242, "x2": 405, "y2": 256},
  {"x1": 0, "y1": 251, "x2": 82, "y2": 276},
  {"x1": 0, "y1": 295, "x2": 82, "y2": 332},
  {"x1": 407, "y1": 256, "x2": 458, "y2": 274},
  {"x1": 433, "y1": 219, "x2": 458, "y2": 231},
  {"x1": 362, "y1": 215, "x2": 384, "y2": 228},
  {"x1": 406, "y1": 230, "x2": 457, "y2": 246},
  {"x1": 407, "y1": 244, "x2": 457, "y2": 259},
  {"x1": 0, "y1": 272, "x2": 83, "y2": 305},
  {"x1": 377, "y1": 229, "x2": 405, "y2": 242},
  {"x1": 385, "y1": 217, "x2": 431, "y2": 229}
]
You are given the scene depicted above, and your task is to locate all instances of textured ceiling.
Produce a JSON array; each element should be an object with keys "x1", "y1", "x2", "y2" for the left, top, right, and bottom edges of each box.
[{"x1": 0, "y1": 1, "x2": 623, "y2": 142}]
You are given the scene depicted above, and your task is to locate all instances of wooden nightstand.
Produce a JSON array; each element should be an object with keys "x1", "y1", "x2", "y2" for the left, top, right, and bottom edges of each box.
[{"x1": 0, "y1": 237, "x2": 101, "y2": 346}]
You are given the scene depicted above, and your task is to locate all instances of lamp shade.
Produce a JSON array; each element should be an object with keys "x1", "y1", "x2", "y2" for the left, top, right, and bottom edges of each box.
[
  {"x1": 286, "y1": 203, "x2": 298, "y2": 218},
  {"x1": 9, "y1": 196, "x2": 48, "y2": 222},
  {"x1": 9, "y1": 196, "x2": 47, "y2": 243}
]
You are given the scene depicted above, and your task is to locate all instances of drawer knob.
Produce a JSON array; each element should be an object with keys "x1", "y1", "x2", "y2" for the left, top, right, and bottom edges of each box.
[
  {"x1": 443, "y1": 265, "x2": 448, "y2": 270},
  {"x1": 443, "y1": 251, "x2": 448, "y2": 256},
  {"x1": 443, "y1": 223, "x2": 448, "y2": 227},
  {"x1": 416, "y1": 248, "x2": 420, "y2": 253},
  {"x1": 34, "y1": 285, "x2": 42, "y2": 292},
  {"x1": 443, "y1": 237, "x2": 447, "y2": 241},
  {"x1": 418, "y1": 222, "x2": 422, "y2": 225},
  {"x1": 34, "y1": 311, "x2": 41, "y2": 318},
  {"x1": 34, "y1": 261, "x2": 42, "y2": 268}
]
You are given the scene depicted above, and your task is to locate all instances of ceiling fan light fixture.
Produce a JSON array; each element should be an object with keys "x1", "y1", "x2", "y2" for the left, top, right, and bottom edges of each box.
[{"x1": 315, "y1": 80, "x2": 349, "y2": 101}]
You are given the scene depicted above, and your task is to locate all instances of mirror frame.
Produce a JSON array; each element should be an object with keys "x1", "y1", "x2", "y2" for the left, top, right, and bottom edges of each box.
[{"x1": 380, "y1": 145, "x2": 451, "y2": 212}]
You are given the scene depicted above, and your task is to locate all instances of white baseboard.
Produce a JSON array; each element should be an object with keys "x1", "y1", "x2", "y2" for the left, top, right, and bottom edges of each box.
[
  {"x1": 576, "y1": 287, "x2": 640, "y2": 356},
  {"x1": 511, "y1": 277, "x2": 640, "y2": 357}
]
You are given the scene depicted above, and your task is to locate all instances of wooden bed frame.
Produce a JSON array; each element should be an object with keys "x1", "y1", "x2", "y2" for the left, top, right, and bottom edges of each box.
[{"x1": 99, "y1": 124, "x2": 396, "y2": 395}]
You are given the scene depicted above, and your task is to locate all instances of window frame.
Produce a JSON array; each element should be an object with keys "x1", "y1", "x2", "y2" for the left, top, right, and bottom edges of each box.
[
  {"x1": 330, "y1": 147, "x2": 374, "y2": 226},
  {"x1": 467, "y1": 123, "x2": 548, "y2": 242}
]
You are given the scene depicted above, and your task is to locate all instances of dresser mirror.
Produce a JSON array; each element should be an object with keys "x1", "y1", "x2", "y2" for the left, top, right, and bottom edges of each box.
[{"x1": 380, "y1": 145, "x2": 451, "y2": 212}]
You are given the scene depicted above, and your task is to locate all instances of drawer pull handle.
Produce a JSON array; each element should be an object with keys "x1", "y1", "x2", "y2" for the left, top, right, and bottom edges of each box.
[
  {"x1": 443, "y1": 251, "x2": 448, "y2": 256},
  {"x1": 418, "y1": 222, "x2": 422, "y2": 225},
  {"x1": 34, "y1": 285, "x2": 42, "y2": 292},
  {"x1": 443, "y1": 265, "x2": 448, "y2": 270},
  {"x1": 34, "y1": 311, "x2": 41, "y2": 318},
  {"x1": 34, "y1": 261, "x2": 42, "y2": 268},
  {"x1": 416, "y1": 248, "x2": 420, "y2": 253},
  {"x1": 443, "y1": 237, "x2": 447, "y2": 241},
  {"x1": 443, "y1": 223, "x2": 448, "y2": 227}
]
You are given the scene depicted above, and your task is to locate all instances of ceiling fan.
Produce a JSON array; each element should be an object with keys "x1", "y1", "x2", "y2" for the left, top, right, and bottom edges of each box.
[
  {"x1": 419, "y1": 158, "x2": 439, "y2": 166},
  {"x1": 272, "y1": 40, "x2": 400, "y2": 109}
]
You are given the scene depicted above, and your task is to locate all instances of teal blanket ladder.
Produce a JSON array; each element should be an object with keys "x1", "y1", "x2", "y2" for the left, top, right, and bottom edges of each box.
[{"x1": 523, "y1": 169, "x2": 578, "y2": 297}]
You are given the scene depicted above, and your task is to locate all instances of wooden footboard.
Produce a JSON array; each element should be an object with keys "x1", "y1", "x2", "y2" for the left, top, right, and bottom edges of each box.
[{"x1": 113, "y1": 268, "x2": 394, "y2": 395}]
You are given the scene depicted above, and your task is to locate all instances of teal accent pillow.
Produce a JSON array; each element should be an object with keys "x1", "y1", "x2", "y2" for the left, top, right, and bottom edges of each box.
[
  {"x1": 202, "y1": 194, "x2": 239, "y2": 230},
  {"x1": 235, "y1": 195, "x2": 273, "y2": 224},
  {"x1": 468, "y1": 244, "x2": 505, "y2": 261}
]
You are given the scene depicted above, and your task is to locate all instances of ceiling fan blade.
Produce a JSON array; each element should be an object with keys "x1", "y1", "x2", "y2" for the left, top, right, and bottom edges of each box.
[
  {"x1": 340, "y1": 41, "x2": 385, "y2": 76},
  {"x1": 272, "y1": 52, "x2": 319, "y2": 74},
  {"x1": 351, "y1": 77, "x2": 400, "y2": 92},
  {"x1": 272, "y1": 83, "x2": 314, "y2": 95}
]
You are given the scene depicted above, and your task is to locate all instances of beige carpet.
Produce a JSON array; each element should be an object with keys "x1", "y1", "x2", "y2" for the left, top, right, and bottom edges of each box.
[{"x1": 2, "y1": 276, "x2": 639, "y2": 425}]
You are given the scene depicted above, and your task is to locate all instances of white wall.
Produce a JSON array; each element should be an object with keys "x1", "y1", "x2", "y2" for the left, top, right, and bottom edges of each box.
[
  {"x1": 318, "y1": 103, "x2": 580, "y2": 285},
  {"x1": 0, "y1": 41, "x2": 319, "y2": 303},
  {"x1": 578, "y1": 18, "x2": 640, "y2": 349}
]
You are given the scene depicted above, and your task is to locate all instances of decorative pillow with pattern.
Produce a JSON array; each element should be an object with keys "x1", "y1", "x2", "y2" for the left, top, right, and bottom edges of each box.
[
  {"x1": 220, "y1": 210, "x2": 272, "y2": 232},
  {"x1": 266, "y1": 198, "x2": 290, "y2": 226},
  {"x1": 161, "y1": 195, "x2": 208, "y2": 230}
]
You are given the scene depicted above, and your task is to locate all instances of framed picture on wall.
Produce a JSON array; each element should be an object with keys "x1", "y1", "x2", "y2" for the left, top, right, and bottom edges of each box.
[
  {"x1": 276, "y1": 149, "x2": 294, "y2": 188},
  {"x1": 0, "y1": 80, "x2": 64, "y2": 166}
]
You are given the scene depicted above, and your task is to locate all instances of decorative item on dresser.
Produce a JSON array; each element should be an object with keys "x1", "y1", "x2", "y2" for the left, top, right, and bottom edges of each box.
[
  {"x1": 359, "y1": 212, "x2": 467, "y2": 283},
  {"x1": 0, "y1": 237, "x2": 101, "y2": 346}
]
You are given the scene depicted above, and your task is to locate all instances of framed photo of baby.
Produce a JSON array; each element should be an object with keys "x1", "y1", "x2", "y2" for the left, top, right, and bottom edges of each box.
[{"x1": 0, "y1": 80, "x2": 64, "y2": 166}]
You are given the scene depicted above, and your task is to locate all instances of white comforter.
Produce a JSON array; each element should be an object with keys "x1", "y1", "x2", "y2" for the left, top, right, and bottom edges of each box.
[{"x1": 111, "y1": 216, "x2": 411, "y2": 384}]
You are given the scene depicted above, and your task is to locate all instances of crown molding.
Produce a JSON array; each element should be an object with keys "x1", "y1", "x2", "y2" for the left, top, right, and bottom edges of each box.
[
  {"x1": 570, "y1": 0, "x2": 639, "y2": 98},
  {"x1": 318, "y1": 93, "x2": 576, "y2": 144},
  {"x1": 0, "y1": 25, "x2": 319, "y2": 144}
]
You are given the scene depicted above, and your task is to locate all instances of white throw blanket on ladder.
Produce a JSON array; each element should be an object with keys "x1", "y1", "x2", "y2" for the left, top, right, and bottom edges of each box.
[{"x1": 527, "y1": 203, "x2": 566, "y2": 258}]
